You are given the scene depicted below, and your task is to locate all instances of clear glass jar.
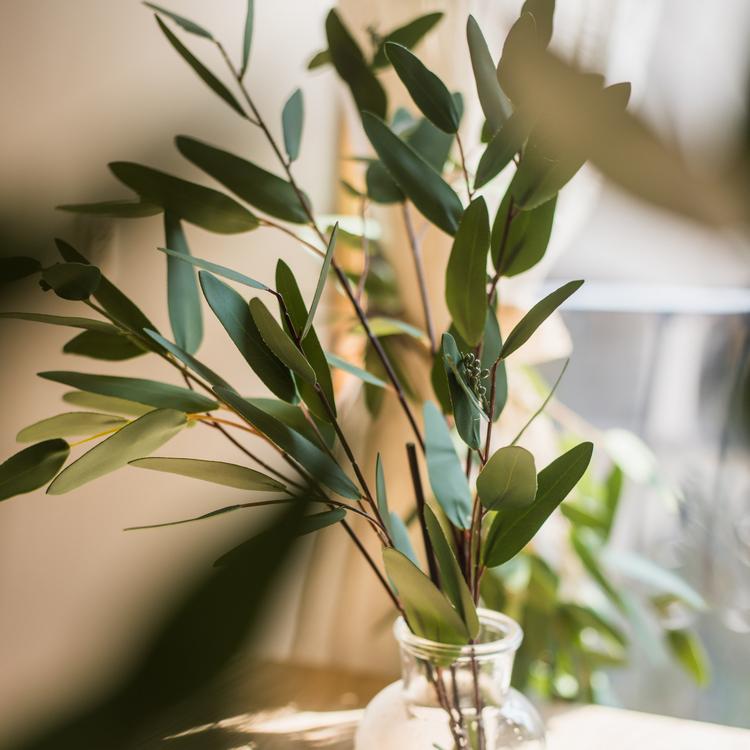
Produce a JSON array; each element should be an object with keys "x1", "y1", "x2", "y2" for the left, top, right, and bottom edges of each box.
[{"x1": 355, "y1": 609, "x2": 545, "y2": 749}]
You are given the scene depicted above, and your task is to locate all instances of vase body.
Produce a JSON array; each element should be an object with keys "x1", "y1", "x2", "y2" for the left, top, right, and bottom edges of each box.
[{"x1": 355, "y1": 609, "x2": 545, "y2": 749}]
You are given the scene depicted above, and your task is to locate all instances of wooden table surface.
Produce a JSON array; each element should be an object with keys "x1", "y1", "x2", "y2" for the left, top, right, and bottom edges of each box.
[{"x1": 139, "y1": 661, "x2": 750, "y2": 749}]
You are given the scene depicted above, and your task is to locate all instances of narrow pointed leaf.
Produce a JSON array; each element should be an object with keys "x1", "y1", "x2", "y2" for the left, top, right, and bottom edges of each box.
[
  {"x1": 423, "y1": 401, "x2": 472, "y2": 528},
  {"x1": 130, "y1": 457, "x2": 284, "y2": 491},
  {"x1": 385, "y1": 43, "x2": 458, "y2": 133},
  {"x1": 445, "y1": 197, "x2": 490, "y2": 346},
  {"x1": 165, "y1": 212, "x2": 202, "y2": 354},
  {"x1": 497, "y1": 12, "x2": 540, "y2": 104},
  {"x1": 41, "y1": 263, "x2": 101, "y2": 301},
  {"x1": 383, "y1": 548, "x2": 469, "y2": 644},
  {"x1": 0, "y1": 439, "x2": 69, "y2": 502},
  {"x1": 666, "y1": 629, "x2": 709, "y2": 685},
  {"x1": 424, "y1": 505, "x2": 479, "y2": 638},
  {"x1": 479, "y1": 310, "x2": 508, "y2": 421},
  {"x1": 390, "y1": 512, "x2": 418, "y2": 566},
  {"x1": 474, "y1": 110, "x2": 529, "y2": 188},
  {"x1": 176, "y1": 136, "x2": 308, "y2": 223},
  {"x1": 325, "y1": 352, "x2": 387, "y2": 388},
  {"x1": 375, "y1": 453, "x2": 392, "y2": 535},
  {"x1": 109, "y1": 162, "x2": 258, "y2": 234},
  {"x1": 372, "y1": 12, "x2": 443, "y2": 68},
  {"x1": 17, "y1": 413, "x2": 127, "y2": 443},
  {"x1": 0, "y1": 312, "x2": 116, "y2": 334},
  {"x1": 407, "y1": 104, "x2": 461, "y2": 172},
  {"x1": 477, "y1": 446, "x2": 537, "y2": 511},
  {"x1": 303, "y1": 224, "x2": 336, "y2": 339},
  {"x1": 441, "y1": 333, "x2": 484, "y2": 449},
  {"x1": 247, "y1": 398, "x2": 332, "y2": 449},
  {"x1": 249, "y1": 297, "x2": 316, "y2": 384},
  {"x1": 144, "y1": 329, "x2": 230, "y2": 389},
  {"x1": 483, "y1": 441, "x2": 593, "y2": 566},
  {"x1": 39, "y1": 371, "x2": 218, "y2": 412},
  {"x1": 216, "y1": 387, "x2": 360, "y2": 500},
  {"x1": 47, "y1": 409, "x2": 187, "y2": 495},
  {"x1": 144, "y1": 3, "x2": 213, "y2": 38},
  {"x1": 325, "y1": 10, "x2": 386, "y2": 118},
  {"x1": 155, "y1": 15, "x2": 245, "y2": 117},
  {"x1": 282, "y1": 88, "x2": 304, "y2": 162},
  {"x1": 62, "y1": 391, "x2": 153, "y2": 417},
  {"x1": 521, "y1": 0, "x2": 555, "y2": 47},
  {"x1": 307, "y1": 49, "x2": 331, "y2": 70},
  {"x1": 199, "y1": 272, "x2": 296, "y2": 402},
  {"x1": 240, "y1": 0, "x2": 254, "y2": 74},
  {"x1": 57, "y1": 199, "x2": 161, "y2": 218},
  {"x1": 500, "y1": 279, "x2": 583, "y2": 359},
  {"x1": 63, "y1": 330, "x2": 147, "y2": 361},
  {"x1": 0, "y1": 256, "x2": 41, "y2": 284},
  {"x1": 158, "y1": 246, "x2": 267, "y2": 291},
  {"x1": 362, "y1": 113, "x2": 463, "y2": 236}
]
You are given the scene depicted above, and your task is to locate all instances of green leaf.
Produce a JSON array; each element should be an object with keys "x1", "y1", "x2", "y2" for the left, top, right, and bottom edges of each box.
[
  {"x1": 199, "y1": 271, "x2": 296, "y2": 402},
  {"x1": 483, "y1": 441, "x2": 593, "y2": 567},
  {"x1": 0, "y1": 256, "x2": 41, "y2": 284},
  {"x1": 423, "y1": 401, "x2": 472, "y2": 529},
  {"x1": 109, "y1": 162, "x2": 258, "y2": 234},
  {"x1": 157, "y1": 246, "x2": 267, "y2": 291},
  {"x1": 466, "y1": 15, "x2": 511, "y2": 133},
  {"x1": 602, "y1": 464, "x2": 623, "y2": 538},
  {"x1": 307, "y1": 49, "x2": 331, "y2": 70},
  {"x1": 366, "y1": 160, "x2": 403, "y2": 204},
  {"x1": 562, "y1": 603, "x2": 627, "y2": 648},
  {"x1": 217, "y1": 387, "x2": 360, "y2": 500},
  {"x1": 143, "y1": 329, "x2": 230, "y2": 389},
  {"x1": 0, "y1": 312, "x2": 116, "y2": 333},
  {"x1": 474, "y1": 110, "x2": 529, "y2": 188},
  {"x1": 385, "y1": 43, "x2": 458, "y2": 134},
  {"x1": 325, "y1": 352, "x2": 387, "y2": 388},
  {"x1": 363, "y1": 316, "x2": 426, "y2": 341},
  {"x1": 249, "y1": 297, "x2": 316, "y2": 385},
  {"x1": 500, "y1": 279, "x2": 583, "y2": 359},
  {"x1": 0, "y1": 439, "x2": 69, "y2": 502},
  {"x1": 666, "y1": 629, "x2": 709, "y2": 685},
  {"x1": 441, "y1": 333, "x2": 484, "y2": 449},
  {"x1": 54, "y1": 239, "x2": 158, "y2": 337},
  {"x1": 41, "y1": 263, "x2": 101, "y2": 301},
  {"x1": 407, "y1": 112, "x2": 458, "y2": 172},
  {"x1": 390, "y1": 512, "x2": 418, "y2": 566},
  {"x1": 383, "y1": 548, "x2": 469, "y2": 644},
  {"x1": 247, "y1": 398, "x2": 333, "y2": 450},
  {"x1": 130, "y1": 457, "x2": 285, "y2": 492},
  {"x1": 479, "y1": 310, "x2": 508, "y2": 421},
  {"x1": 492, "y1": 191, "x2": 556, "y2": 276},
  {"x1": 477, "y1": 445, "x2": 537, "y2": 511},
  {"x1": 521, "y1": 0, "x2": 555, "y2": 47},
  {"x1": 375, "y1": 453, "x2": 391, "y2": 534},
  {"x1": 165, "y1": 212, "x2": 203, "y2": 355},
  {"x1": 62, "y1": 391, "x2": 153, "y2": 417},
  {"x1": 372, "y1": 12, "x2": 443, "y2": 68},
  {"x1": 496, "y1": 12, "x2": 540, "y2": 104},
  {"x1": 325, "y1": 10, "x2": 386, "y2": 119},
  {"x1": 47, "y1": 409, "x2": 187, "y2": 495},
  {"x1": 240, "y1": 0, "x2": 254, "y2": 75},
  {"x1": 282, "y1": 88, "x2": 304, "y2": 163},
  {"x1": 39, "y1": 371, "x2": 218, "y2": 412},
  {"x1": 175, "y1": 136, "x2": 308, "y2": 224},
  {"x1": 303, "y1": 224, "x2": 337, "y2": 339},
  {"x1": 362, "y1": 113, "x2": 463, "y2": 235},
  {"x1": 17, "y1": 412, "x2": 127, "y2": 443},
  {"x1": 57, "y1": 199, "x2": 162, "y2": 218},
  {"x1": 424, "y1": 505, "x2": 479, "y2": 638},
  {"x1": 274, "y1": 260, "x2": 335, "y2": 421},
  {"x1": 155, "y1": 15, "x2": 245, "y2": 117},
  {"x1": 144, "y1": 3, "x2": 212, "y2": 38},
  {"x1": 571, "y1": 531, "x2": 625, "y2": 610},
  {"x1": 445, "y1": 197, "x2": 490, "y2": 346},
  {"x1": 63, "y1": 330, "x2": 147, "y2": 361}
]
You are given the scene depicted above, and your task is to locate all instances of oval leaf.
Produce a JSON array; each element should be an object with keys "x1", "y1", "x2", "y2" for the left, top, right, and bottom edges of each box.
[
  {"x1": 63, "y1": 330, "x2": 147, "y2": 361},
  {"x1": 17, "y1": 412, "x2": 127, "y2": 443},
  {"x1": 474, "y1": 110, "x2": 529, "y2": 189},
  {"x1": 47, "y1": 409, "x2": 187, "y2": 495},
  {"x1": 282, "y1": 88, "x2": 304, "y2": 162},
  {"x1": 41, "y1": 263, "x2": 101, "y2": 301},
  {"x1": 477, "y1": 445, "x2": 537, "y2": 511},
  {"x1": 0, "y1": 440, "x2": 69, "y2": 501}
]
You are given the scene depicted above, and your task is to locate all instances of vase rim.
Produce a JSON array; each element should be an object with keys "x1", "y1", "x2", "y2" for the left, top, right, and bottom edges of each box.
[{"x1": 393, "y1": 607, "x2": 523, "y2": 660}]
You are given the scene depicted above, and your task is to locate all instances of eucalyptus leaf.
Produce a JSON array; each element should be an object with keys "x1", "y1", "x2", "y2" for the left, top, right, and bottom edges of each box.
[
  {"x1": 479, "y1": 310, "x2": 508, "y2": 421},
  {"x1": 385, "y1": 43, "x2": 459, "y2": 134},
  {"x1": 423, "y1": 401, "x2": 472, "y2": 529},
  {"x1": 17, "y1": 413, "x2": 127, "y2": 443},
  {"x1": 0, "y1": 439, "x2": 69, "y2": 502},
  {"x1": 47, "y1": 409, "x2": 187, "y2": 495},
  {"x1": 199, "y1": 271, "x2": 296, "y2": 402},
  {"x1": 282, "y1": 88, "x2": 304, "y2": 163},
  {"x1": 474, "y1": 110, "x2": 529, "y2": 188},
  {"x1": 0, "y1": 256, "x2": 41, "y2": 284},
  {"x1": 130, "y1": 457, "x2": 285, "y2": 492},
  {"x1": 521, "y1": 0, "x2": 555, "y2": 47},
  {"x1": 407, "y1": 99, "x2": 462, "y2": 172},
  {"x1": 39, "y1": 371, "x2": 218, "y2": 412},
  {"x1": 176, "y1": 136, "x2": 309, "y2": 224},
  {"x1": 158, "y1": 246, "x2": 267, "y2": 291},
  {"x1": 165, "y1": 212, "x2": 203, "y2": 355},
  {"x1": 62, "y1": 391, "x2": 153, "y2": 417},
  {"x1": 366, "y1": 160, "x2": 404, "y2": 204},
  {"x1": 477, "y1": 445, "x2": 537, "y2": 511},
  {"x1": 500, "y1": 279, "x2": 583, "y2": 359},
  {"x1": 483, "y1": 441, "x2": 593, "y2": 567},
  {"x1": 325, "y1": 9, "x2": 386, "y2": 119},
  {"x1": 144, "y1": 3, "x2": 213, "y2": 38},
  {"x1": 445, "y1": 197, "x2": 490, "y2": 347},
  {"x1": 571, "y1": 530, "x2": 625, "y2": 611},
  {"x1": 249, "y1": 297, "x2": 316, "y2": 385},
  {"x1": 240, "y1": 0, "x2": 254, "y2": 76},
  {"x1": 247, "y1": 398, "x2": 331, "y2": 449},
  {"x1": 665, "y1": 629, "x2": 709, "y2": 685},
  {"x1": 383, "y1": 548, "x2": 469, "y2": 644},
  {"x1": 362, "y1": 112, "x2": 463, "y2": 236},
  {"x1": 441, "y1": 333, "x2": 484, "y2": 449},
  {"x1": 155, "y1": 15, "x2": 245, "y2": 117},
  {"x1": 109, "y1": 162, "x2": 258, "y2": 234},
  {"x1": 41, "y1": 263, "x2": 101, "y2": 301},
  {"x1": 364, "y1": 317, "x2": 426, "y2": 342},
  {"x1": 303, "y1": 224, "x2": 337, "y2": 339},
  {"x1": 217, "y1": 387, "x2": 360, "y2": 500},
  {"x1": 57, "y1": 199, "x2": 162, "y2": 218},
  {"x1": 63, "y1": 330, "x2": 147, "y2": 361},
  {"x1": 0, "y1": 312, "x2": 116, "y2": 334},
  {"x1": 372, "y1": 12, "x2": 443, "y2": 68},
  {"x1": 325, "y1": 352, "x2": 387, "y2": 388},
  {"x1": 375, "y1": 453, "x2": 391, "y2": 535},
  {"x1": 496, "y1": 12, "x2": 540, "y2": 104}
]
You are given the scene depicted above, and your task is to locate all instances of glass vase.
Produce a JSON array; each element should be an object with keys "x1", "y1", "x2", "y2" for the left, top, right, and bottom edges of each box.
[{"x1": 355, "y1": 609, "x2": 545, "y2": 749}]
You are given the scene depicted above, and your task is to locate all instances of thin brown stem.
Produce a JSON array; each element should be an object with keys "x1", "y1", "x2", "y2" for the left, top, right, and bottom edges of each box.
[
  {"x1": 258, "y1": 218, "x2": 324, "y2": 258},
  {"x1": 406, "y1": 442, "x2": 440, "y2": 586},
  {"x1": 455, "y1": 131, "x2": 474, "y2": 201}
]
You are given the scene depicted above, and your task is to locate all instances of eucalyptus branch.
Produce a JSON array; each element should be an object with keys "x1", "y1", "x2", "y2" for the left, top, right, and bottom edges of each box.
[
  {"x1": 258, "y1": 218, "x2": 324, "y2": 258},
  {"x1": 455, "y1": 131, "x2": 474, "y2": 201}
]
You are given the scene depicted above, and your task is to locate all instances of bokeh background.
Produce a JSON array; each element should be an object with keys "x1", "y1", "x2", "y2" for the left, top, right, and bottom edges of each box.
[{"x1": 1, "y1": 0, "x2": 749, "y2": 746}]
